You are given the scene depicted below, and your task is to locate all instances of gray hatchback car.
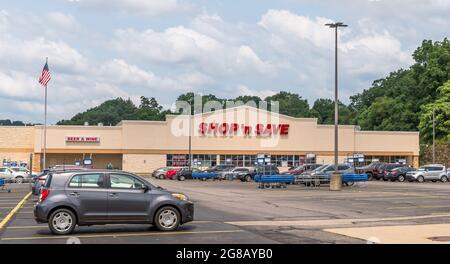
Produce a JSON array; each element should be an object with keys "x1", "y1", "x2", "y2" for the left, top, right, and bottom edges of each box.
[{"x1": 34, "y1": 170, "x2": 194, "y2": 235}]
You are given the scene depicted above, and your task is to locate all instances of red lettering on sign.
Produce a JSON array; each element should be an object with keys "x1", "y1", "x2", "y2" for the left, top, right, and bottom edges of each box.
[
  {"x1": 256, "y1": 124, "x2": 264, "y2": 135},
  {"x1": 199, "y1": 122, "x2": 207, "y2": 135},
  {"x1": 209, "y1": 123, "x2": 218, "y2": 133},
  {"x1": 243, "y1": 125, "x2": 251, "y2": 135},
  {"x1": 231, "y1": 123, "x2": 239, "y2": 134},
  {"x1": 280, "y1": 124, "x2": 289, "y2": 135}
]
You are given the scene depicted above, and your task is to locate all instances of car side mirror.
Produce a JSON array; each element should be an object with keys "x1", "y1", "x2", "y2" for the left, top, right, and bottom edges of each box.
[{"x1": 142, "y1": 185, "x2": 150, "y2": 192}]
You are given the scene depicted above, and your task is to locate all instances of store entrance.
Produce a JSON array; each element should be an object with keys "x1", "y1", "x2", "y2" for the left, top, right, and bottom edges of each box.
[{"x1": 45, "y1": 153, "x2": 122, "y2": 170}]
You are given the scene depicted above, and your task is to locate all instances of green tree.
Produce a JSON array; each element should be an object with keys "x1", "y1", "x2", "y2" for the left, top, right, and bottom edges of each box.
[
  {"x1": 419, "y1": 80, "x2": 450, "y2": 143},
  {"x1": 57, "y1": 98, "x2": 138, "y2": 126},
  {"x1": 356, "y1": 97, "x2": 417, "y2": 131},
  {"x1": 265, "y1": 91, "x2": 311, "y2": 117},
  {"x1": 135, "y1": 96, "x2": 165, "y2": 120},
  {"x1": 350, "y1": 38, "x2": 450, "y2": 136}
]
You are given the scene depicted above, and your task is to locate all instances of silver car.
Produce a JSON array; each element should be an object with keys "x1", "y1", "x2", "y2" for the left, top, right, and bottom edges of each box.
[
  {"x1": 0, "y1": 167, "x2": 36, "y2": 183},
  {"x1": 297, "y1": 164, "x2": 354, "y2": 186},
  {"x1": 406, "y1": 164, "x2": 448, "y2": 183}
]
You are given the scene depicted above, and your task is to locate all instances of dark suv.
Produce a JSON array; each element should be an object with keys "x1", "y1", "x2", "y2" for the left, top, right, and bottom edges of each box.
[
  {"x1": 356, "y1": 162, "x2": 385, "y2": 180},
  {"x1": 357, "y1": 162, "x2": 404, "y2": 180},
  {"x1": 34, "y1": 170, "x2": 194, "y2": 235}
]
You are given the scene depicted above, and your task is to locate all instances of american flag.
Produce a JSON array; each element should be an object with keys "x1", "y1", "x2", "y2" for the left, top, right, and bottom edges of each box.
[{"x1": 38, "y1": 60, "x2": 51, "y2": 87}]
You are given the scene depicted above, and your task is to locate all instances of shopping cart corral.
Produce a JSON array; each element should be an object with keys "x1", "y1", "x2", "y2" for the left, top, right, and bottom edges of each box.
[
  {"x1": 254, "y1": 175, "x2": 295, "y2": 189},
  {"x1": 296, "y1": 173, "x2": 368, "y2": 187},
  {"x1": 0, "y1": 178, "x2": 11, "y2": 193}
]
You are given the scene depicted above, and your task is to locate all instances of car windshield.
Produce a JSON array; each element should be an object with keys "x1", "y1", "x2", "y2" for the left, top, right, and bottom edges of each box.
[{"x1": 312, "y1": 165, "x2": 327, "y2": 172}]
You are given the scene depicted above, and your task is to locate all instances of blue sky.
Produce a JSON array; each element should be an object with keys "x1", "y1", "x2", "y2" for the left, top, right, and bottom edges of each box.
[{"x1": 0, "y1": 0, "x2": 449, "y2": 123}]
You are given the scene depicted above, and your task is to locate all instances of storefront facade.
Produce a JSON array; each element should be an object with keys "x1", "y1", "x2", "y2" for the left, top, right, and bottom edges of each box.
[{"x1": 0, "y1": 106, "x2": 420, "y2": 174}]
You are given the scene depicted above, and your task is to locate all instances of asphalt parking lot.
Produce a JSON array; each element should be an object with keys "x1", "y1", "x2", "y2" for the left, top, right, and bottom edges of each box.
[{"x1": 1, "y1": 179, "x2": 450, "y2": 244}]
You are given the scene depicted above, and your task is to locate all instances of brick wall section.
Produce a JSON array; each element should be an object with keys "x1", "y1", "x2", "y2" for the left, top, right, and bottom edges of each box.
[
  {"x1": 0, "y1": 127, "x2": 34, "y2": 149},
  {"x1": 32, "y1": 153, "x2": 41, "y2": 172},
  {"x1": 122, "y1": 154, "x2": 166, "y2": 175},
  {"x1": 0, "y1": 126, "x2": 35, "y2": 170}
]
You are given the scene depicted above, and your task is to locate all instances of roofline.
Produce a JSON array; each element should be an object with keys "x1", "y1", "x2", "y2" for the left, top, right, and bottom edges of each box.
[{"x1": 165, "y1": 105, "x2": 319, "y2": 122}]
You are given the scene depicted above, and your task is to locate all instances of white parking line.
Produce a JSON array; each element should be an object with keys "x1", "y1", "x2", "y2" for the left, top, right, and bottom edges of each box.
[
  {"x1": 1, "y1": 230, "x2": 244, "y2": 241},
  {"x1": 0, "y1": 192, "x2": 31, "y2": 229}
]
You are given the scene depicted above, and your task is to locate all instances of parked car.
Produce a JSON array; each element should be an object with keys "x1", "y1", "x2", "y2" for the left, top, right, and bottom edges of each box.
[
  {"x1": 218, "y1": 167, "x2": 251, "y2": 181},
  {"x1": 356, "y1": 162, "x2": 387, "y2": 180},
  {"x1": 205, "y1": 164, "x2": 236, "y2": 173},
  {"x1": 384, "y1": 166, "x2": 415, "y2": 182},
  {"x1": 176, "y1": 167, "x2": 203, "y2": 181},
  {"x1": 34, "y1": 170, "x2": 194, "y2": 235},
  {"x1": 51, "y1": 165, "x2": 84, "y2": 170},
  {"x1": 235, "y1": 165, "x2": 280, "y2": 182},
  {"x1": 32, "y1": 172, "x2": 48, "y2": 195},
  {"x1": 0, "y1": 167, "x2": 14, "y2": 182},
  {"x1": 378, "y1": 163, "x2": 406, "y2": 181},
  {"x1": 165, "y1": 168, "x2": 179, "y2": 180},
  {"x1": 0, "y1": 166, "x2": 37, "y2": 183},
  {"x1": 297, "y1": 164, "x2": 354, "y2": 186},
  {"x1": 286, "y1": 164, "x2": 322, "y2": 175},
  {"x1": 406, "y1": 164, "x2": 448, "y2": 183},
  {"x1": 10, "y1": 167, "x2": 38, "y2": 183},
  {"x1": 32, "y1": 168, "x2": 87, "y2": 195},
  {"x1": 152, "y1": 167, "x2": 175, "y2": 179}
]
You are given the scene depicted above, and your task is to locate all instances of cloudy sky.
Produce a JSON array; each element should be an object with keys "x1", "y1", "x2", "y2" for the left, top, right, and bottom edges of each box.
[{"x1": 0, "y1": 0, "x2": 449, "y2": 123}]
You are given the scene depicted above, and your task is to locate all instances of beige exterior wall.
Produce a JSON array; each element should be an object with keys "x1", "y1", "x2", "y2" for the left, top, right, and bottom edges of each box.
[
  {"x1": 355, "y1": 131, "x2": 420, "y2": 156},
  {"x1": 0, "y1": 106, "x2": 421, "y2": 172},
  {"x1": 33, "y1": 125, "x2": 123, "y2": 153},
  {"x1": 0, "y1": 126, "x2": 34, "y2": 169},
  {"x1": 316, "y1": 155, "x2": 349, "y2": 165},
  {"x1": 123, "y1": 154, "x2": 166, "y2": 174}
]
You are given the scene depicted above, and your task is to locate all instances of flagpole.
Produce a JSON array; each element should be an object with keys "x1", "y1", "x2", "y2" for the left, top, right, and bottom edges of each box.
[{"x1": 43, "y1": 58, "x2": 48, "y2": 170}]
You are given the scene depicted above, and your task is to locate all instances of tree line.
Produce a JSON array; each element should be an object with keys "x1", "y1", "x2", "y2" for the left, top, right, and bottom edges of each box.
[
  {"x1": 3, "y1": 38, "x2": 449, "y2": 162},
  {"x1": 57, "y1": 39, "x2": 449, "y2": 146}
]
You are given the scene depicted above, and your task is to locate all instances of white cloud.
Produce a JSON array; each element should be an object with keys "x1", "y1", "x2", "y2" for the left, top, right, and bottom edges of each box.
[
  {"x1": 98, "y1": 59, "x2": 212, "y2": 91},
  {"x1": 47, "y1": 12, "x2": 78, "y2": 31},
  {"x1": 259, "y1": 9, "x2": 334, "y2": 49},
  {"x1": 67, "y1": 0, "x2": 183, "y2": 16},
  {"x1": 112, "y1": 25, "x2": 275, "y2": 76},
  {"x1": 237, "y1": 84, "x2": 276, "y2": 100}
]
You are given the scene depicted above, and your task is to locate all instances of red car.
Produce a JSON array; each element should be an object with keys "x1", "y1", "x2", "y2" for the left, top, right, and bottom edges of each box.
[{"x1": 165, "y1": 168, "x2": 181, "y2": 179}]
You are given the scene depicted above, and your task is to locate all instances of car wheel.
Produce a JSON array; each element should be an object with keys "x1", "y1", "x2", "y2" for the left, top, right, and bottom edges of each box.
[
  {"x1": 154, "y1": 206, "x2": 180, "y2": 231},
  {"x1": 158, "y1": 174, "x2": 165, "y2": 180},
  {"x1": 245, "y1": 175, "x2": 252, "y2": 182},
  {"x1": 15, "y1": 176, "x2": 24, "y2": 184},
  {"x1": 367, "y1": 173, "x2": 373, "y2": 181},
  {"x1": 201, "y1": 178, "x2": 206, "y2": 181},
  {"x1": 440, "y1": 176, "x2": 448, "y2": 183},
  {"x1": 48, "y1": 209, "x2": 76, "y2": 235},
  {"x1": 417, "y1": 176, "x2": 425, "y2": 183},
  {"x1": 398, "y1": 175, "x2": 405, "y2": 182},
  {"x1": 178, "y1": 175, "x2": 185, "y2": 181}
]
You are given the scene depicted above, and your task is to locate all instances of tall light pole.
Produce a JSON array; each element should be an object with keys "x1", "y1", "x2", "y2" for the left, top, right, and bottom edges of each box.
[
  {"x1": 326, "y1": 22, "x2": 347, "y2": 191},
  {"x1": 432, "y1": 107, "x2": 435, "y2": 164}
]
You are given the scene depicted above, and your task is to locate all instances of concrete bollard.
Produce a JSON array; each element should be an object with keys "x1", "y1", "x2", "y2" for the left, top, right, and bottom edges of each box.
[{"x1": 329, "y1": 172, "x2": 342, "y2": 191}]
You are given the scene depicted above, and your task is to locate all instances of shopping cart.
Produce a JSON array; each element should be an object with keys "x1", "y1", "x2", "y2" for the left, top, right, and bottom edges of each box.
[{"x1": 0, "y1": 178, "x2": 11, "y2": 193}]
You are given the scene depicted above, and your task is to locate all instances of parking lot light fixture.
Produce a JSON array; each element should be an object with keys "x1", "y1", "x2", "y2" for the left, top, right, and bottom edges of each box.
[{"x1": 325, "y1": 22, "x2": 347, "y2": 191}]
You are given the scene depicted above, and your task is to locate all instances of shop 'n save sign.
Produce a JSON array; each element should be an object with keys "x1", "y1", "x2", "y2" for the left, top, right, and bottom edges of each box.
[
  {"x1": 199, "y1": 122, "x2": 289, "y2": 136},
  {"x1": 65, "y1": 136, "x2": 100, "y2": 143}
]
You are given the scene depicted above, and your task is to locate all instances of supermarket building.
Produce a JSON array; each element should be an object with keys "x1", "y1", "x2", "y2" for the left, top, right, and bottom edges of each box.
[{"x1": 0, "y1": 106, "x2": 420, "y2": 174}]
